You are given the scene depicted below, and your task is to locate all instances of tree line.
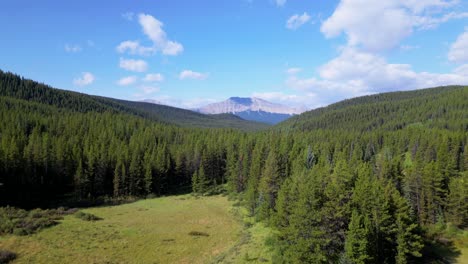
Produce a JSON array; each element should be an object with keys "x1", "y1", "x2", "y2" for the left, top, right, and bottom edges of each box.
[{"x1": 0, "y1": 71, "x2": 467, "y2": 263}]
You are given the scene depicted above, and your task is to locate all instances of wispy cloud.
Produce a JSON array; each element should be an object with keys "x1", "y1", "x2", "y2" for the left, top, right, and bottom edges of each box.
[
  {"x1": 117, "y1": 76, "x2": 138, "y2": 86},
  {"x1": 140, "y1": 85, "x2": 160, "y2": 94},
  {"x1": 179, "y1": 70, "x2": 209, "y2": 80},
  {"x1": 144, "y1": 73, "x2": 164, "y2": 82},
  {"x1": 65, "y1": 44, "x2": 82, "y2": 53},
  {"x1": 286, "y1": 67, "x2": 302, "y2": 75},
  {"x1": 276, "y1": 0, "x2": 286, "y2": 7},
  {"x1": 73, "y1": 72, "x2": 95, "y2": 86},
  {"x1": 122, "y1": 12, "x2": 134, "y2": 21},
  {"x1": 286, "y1": 13, "x2": 311, "y2": 30}
]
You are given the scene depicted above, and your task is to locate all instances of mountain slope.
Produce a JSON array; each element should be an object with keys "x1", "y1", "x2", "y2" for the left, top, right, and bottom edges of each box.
[
  {"x1": 0, "y1": 70, "x2": 268, "y2": 131},
  {"x1": 198, "y1": 97, "x2": 303, "y2": 124},
  {"x1": 278, "y1": 86, "x2": 468, "y2": 132}
]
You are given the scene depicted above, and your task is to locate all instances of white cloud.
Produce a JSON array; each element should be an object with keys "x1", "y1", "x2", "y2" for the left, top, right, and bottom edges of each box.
[
  {"x1": 286, "y1": 67, "x2": 302, "y2": 75},
  {"x1": 138, "y1": 13, "x2": 184, "y2": 56},
  {"x1": 116, "y1": 40, "x2": 155, "y2": 56},
  {"x1": 73, "y1": 72, "x2": 95, "y2": 86},
  {"x1": 162, "y1": 41, "x2": 184, "y2": 56},
  {"x1": 286, "y1": 47, "x2": 468, "y2": 104},
  {"x1": 141, "y1": 95, "x2": 217, "y2": 109},
  {"x1": 122, "y1": 12, "x2": 134, "y2": 21},
  {"x1": 65, "y1": 44, "x2": 82, "y2": 53},
  {"x1": 252, "y1": 91, "x2": 313, "y2": 112},
  {"x1": 117, "y1": 76, "x2": 138, "y2": 86},
  {"x1": 321, "y1": 0, "x2": 467, "y2": 51},
  {"x1": 276, "y1": 0, "x2": 287, "y2": 7},
  {"x1": 415, "y1": 11, "x2": 468, "y2": 30},
  {"x1": 400, "y1": 44, "x2": 420, "y2": 51},
  {"x1": 448, "y1": 29, "x2": 468, "y2": 63},
  {"x1": 140, "y1": 85, "x2": 160, "y2": 94},
  {"x1": 144, "y1": 73, "x2": 164, "y2": 82},
  {"x1": 119, "y1": 58, "x2": 148, "y2": 72},
  {"x1": 286, "y1": 13, "x2": 311, "y2": 30},
  {"x1": 179, "y1": 70, "x2": 209, "y2": 80}
]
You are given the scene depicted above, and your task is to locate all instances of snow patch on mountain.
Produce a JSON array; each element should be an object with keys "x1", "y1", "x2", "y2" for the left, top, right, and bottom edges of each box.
[{"x1": 198, "y1": 97, "x2": 304, "y2": 115}]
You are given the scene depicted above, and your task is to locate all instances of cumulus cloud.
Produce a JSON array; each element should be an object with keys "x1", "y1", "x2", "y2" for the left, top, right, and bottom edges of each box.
[
  {"x1": 286, "y1": 13, "x2": 311, "y2": 30},
  {"x1": 448, "y1": 29, "x2": 468, "y2": 63},
  {"x1": 179, "y1": 70, "x2": 208, "y2": 80},
  {"x1": 117, "y1": 13, "x2": 183, "y2": 57},
  {"x1": 119, "y1": 58, "x2": 148, "y2": 72},
  {"x1": 116, "y1": 40, "x2": 155, "y2": 56},
  {"x1": 65, "y1": 44, "x2": 82, "y2": 53},
  {"x1": 138, "y1": 13, "x2": 184, "y2": 56},
  {"x1": 117, "y1": 76, "x2": 138, "y2": 86},
  {"x1": 144, "y1": 73, "x2": 164, "y2": 82},
  {"x1": 73, "y1": 72, "x2": 95, "y2": 86},
  {"x1": 286, "y1": 47, "x2": 468, "y2": 104},
  {"x1": 321, "y1": 0, "x2": 467, "y2": 51}
]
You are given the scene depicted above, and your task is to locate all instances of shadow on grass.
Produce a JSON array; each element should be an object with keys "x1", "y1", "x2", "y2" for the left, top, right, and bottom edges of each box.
[{"x1": 421, "y1": 238, "x2": 461, "y2": 264}]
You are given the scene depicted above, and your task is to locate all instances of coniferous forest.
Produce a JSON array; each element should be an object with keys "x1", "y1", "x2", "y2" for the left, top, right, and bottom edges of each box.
[{"x1": 1, "y1": 70, "x2": 467, "y2": 263}]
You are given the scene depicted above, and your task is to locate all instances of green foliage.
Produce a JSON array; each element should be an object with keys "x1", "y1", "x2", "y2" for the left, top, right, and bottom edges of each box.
[
  {"x1": 345, "y1": 210, "x2": 372, "y2": 264},
  {"x1": 74, "y1": 211, "x2": 102, "y2": 221},
  {"x1": 0, "y1": 70, "x2": 269, "y2": 131},
  {"x1": 0, "y1": 207, "x2": 71, "y2": 236},
  {"x1": 0, "y1": 70, "x2": 467, "y2": 262},
  {"x1": 279, "y1": 85, "x2": 468, "y2": 132},
  {"x1": 192, "y1": 166, "x2": 210, "y2": 195},
  {"x1": 446, "y1": 172, "x2": 468, "y2": 227}
]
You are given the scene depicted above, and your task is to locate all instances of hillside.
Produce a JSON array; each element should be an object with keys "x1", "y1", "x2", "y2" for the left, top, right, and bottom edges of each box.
[
  {"x1": 0, "y1": 71, "x2": 467, "y2": 263},
  {"x1": 0, "y1": 70, "x2": 268, "y2": 131},
  {"x1": 279, "y1": 86, "x2": 468, "y2": 131}
]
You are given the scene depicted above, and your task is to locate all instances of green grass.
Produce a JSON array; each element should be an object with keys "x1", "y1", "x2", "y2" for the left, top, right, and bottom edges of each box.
[
  {"x1": 423, "y1": 224, "x2": 468, "y2": 264},
  {"x1": 0, "y1": 195, "x2": 244, "y2": 264},
  {"x1": 214, "y1": 205, "x2": 275, "y2": 264}
]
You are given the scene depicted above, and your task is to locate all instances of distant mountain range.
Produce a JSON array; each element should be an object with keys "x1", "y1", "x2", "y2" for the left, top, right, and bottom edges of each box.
[{"x1": 195, "y1": 97, "x2": 305, "y2": 124}]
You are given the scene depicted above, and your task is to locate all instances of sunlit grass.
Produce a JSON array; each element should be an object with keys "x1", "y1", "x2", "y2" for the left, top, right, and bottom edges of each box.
[{"x1": 0, "y1": 195, "x2": 242, "y2": 264}]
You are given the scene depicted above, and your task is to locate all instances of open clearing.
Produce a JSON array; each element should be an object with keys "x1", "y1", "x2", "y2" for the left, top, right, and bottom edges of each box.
[{"x1": 0, "y1": 195, "x2": 246, "y2": 264}]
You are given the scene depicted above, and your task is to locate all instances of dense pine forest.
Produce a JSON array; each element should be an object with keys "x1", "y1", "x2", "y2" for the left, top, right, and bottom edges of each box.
[{"x1": 1, "y1": 70, "x2": 467, "y2": 263}]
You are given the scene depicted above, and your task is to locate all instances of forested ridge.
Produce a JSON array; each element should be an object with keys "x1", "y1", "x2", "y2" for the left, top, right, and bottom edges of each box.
[
  {"x1": 1, "y1": 70, "x2": 467, "y2": 263},
  {"x1": 279, "y1": 85, "x2": 467, "y2": 132},
  {"x1": 0, "y1": 70, "x2": 268, "y2": 131}
]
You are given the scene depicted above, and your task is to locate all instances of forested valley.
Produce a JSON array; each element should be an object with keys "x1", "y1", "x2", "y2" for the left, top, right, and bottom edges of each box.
[{"x1": 1, "y1": 70, "x2": 467, "y2": 263}]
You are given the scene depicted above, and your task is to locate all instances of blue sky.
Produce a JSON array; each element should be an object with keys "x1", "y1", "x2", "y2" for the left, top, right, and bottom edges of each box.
[{"x1": 1, "y1": 0, "x2": 467, "y2": 109}]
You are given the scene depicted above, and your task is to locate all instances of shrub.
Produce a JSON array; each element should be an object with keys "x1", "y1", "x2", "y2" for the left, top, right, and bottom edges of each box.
[
  {"x1": 74, "y1": 212, "x2": 102, "y2": 221},
  {"x1": 188, "y1": 231, "x2": 209, "y2": 237},
  {"x1": 0, "y1": 250, "x2": 16, "y2": 264},
  {"x1": 0, "y1": 206, "x2": 77, "y2": 236}
]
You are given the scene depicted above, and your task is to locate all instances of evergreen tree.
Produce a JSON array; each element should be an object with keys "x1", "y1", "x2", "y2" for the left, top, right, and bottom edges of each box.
[{"x1": 345, "y1": 209, "x2": 372, "y2": 264}]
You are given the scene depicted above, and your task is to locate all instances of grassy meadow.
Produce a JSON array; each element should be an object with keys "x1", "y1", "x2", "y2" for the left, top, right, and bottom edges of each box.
[{"x1": 0, "y1": 195, "x2": 265, "y2": 264}]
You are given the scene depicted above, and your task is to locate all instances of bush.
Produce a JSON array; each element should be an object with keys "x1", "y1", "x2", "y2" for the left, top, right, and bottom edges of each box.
[
  {"x1": 0, "y1": 206, "x2": 77, "y2": 236},
  {"x1": 0, "y1": 250, "x2": 16, "y2": 264},
  {"x1": 188, "y1": 231, "x2": 209, "y2": 237},
  {"x1": 74, "y1": 212, "x2": 102, "y2": 221}
]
